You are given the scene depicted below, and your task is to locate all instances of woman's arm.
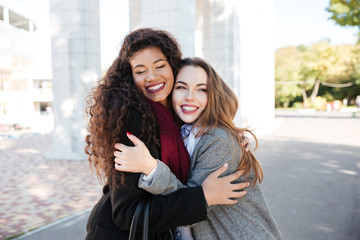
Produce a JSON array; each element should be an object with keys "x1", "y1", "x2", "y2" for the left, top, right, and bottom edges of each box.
[
  {"x1": 139, "y1": 160, "x2": 186, "y2": 194},
  {"x1": 187, "y1": 128, "x2": 248, "y2": 189},
  {"x1": 110, "y1": 109, "x2": 207, "y2": 233},
  {"x1": 110, "y1": 173, "x2": 207, "y2": 233},
  {"x1": 110, "y1": 110, "x2": 245, "y2": 233},
  {"x1": 114, "y1": 132, "x2": 186, "y2": 195},
  {"x1": 114, "y1": 129, "x2": 249, "y2": 206},
  {"x1": 140, "y1": 128, "x2": 250, "y2": 208}
]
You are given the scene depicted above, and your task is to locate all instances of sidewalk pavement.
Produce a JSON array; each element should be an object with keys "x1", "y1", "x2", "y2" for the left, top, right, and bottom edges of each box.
[
  {"x1": 2, "y1": 110, "x2": 360, "y2": 240},
  {"x1": 0, "y1": 134, "x2": 102, "y2": 240},
  {"x1": 13, "y1": 209, "x2": 91, "y2": 240}
]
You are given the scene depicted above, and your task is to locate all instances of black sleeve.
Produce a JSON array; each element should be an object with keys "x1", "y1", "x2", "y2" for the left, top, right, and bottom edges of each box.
[{"x1": 109, "y1": 109, "x2": 207, "y2": 233}]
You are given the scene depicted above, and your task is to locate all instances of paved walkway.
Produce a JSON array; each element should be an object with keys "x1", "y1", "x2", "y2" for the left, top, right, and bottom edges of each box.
[
  {"x1": 258, "y1": 110, "x2": 360, "y2": 240},
  {"x1": 0, "y1": 134, "x2": 102, "y2": 239},
  {"x1": 1, "y1": 110, "x2": 360, "y2": 240}
]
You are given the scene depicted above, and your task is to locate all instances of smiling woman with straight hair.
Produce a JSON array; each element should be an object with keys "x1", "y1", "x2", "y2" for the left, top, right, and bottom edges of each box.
[{"x1": 113, "y1": 57, "x2": 283, "y2": 240}]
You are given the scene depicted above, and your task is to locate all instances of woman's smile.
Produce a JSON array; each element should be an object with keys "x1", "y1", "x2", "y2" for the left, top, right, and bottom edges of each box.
[
  {"x1": 181, "y1": 104, "x2": 199, "y2": 113},
  {"x1": 146, "y1": 82, "x2": 165, "y2": 93}
]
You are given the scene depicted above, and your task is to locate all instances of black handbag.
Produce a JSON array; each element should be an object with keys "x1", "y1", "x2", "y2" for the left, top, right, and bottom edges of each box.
[{"x1": 128, "y1": 201, "x2": 173, "y2": 240}]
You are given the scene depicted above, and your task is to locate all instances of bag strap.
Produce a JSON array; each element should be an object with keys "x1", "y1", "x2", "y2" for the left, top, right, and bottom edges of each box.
[
  {"x1": 142, "y1": 201, "x2": 150, "y2": 240},
  {"x1": 129, "y1": 201, "x2": 173, "y2": 240},
  {"x1": 129, "y1": 200, "x2": 145, "y2": 240}
]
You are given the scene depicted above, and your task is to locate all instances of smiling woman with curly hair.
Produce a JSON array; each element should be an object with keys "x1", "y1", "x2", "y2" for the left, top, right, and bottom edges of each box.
[{"x1": 84, "y1": 28, "x2": 248, "y2": 240}]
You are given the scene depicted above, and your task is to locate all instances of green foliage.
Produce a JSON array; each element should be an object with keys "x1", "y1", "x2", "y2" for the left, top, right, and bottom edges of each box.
[
  {"x1": 275, "y1": 42, "x2": 360, "y2": 109},
  {"x1": 311, "y1": 96, "x2": 327, "y2": 111},
  {"x1": 327, "y1": 0, "x2": 360, "y2": 42},
  {"x1": 275, "y1": 46, "x2": 304, "y2": 107},
  {"x1": 327, "y1": 0, "x2": 360, "y2": 27},
  {"x1": 292, "y1": 102, "x2": 304, "y2": 109}
]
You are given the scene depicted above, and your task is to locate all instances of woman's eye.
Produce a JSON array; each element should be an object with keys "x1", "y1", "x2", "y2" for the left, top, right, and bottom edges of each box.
[
  {"x1": 199, "y1": 88, "x2": 207, "y2": 92},
  {"x1": 156, "y1": 65, "x2": 165, "y2": 69},
  {"x1": 135, "y1": 70, "x2": 146, "y2": 74},
  {"x1": 175, "y1": 86, "x2": 186, "y2": 90}
]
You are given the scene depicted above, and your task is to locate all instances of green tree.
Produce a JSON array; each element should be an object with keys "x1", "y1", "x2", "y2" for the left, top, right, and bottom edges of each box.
[
  {"x1": 275, "y1": 46, "x2": 303, "y2": 107},
  {"x1": 275, "y1": 42, "x2": 359, "y2": 108},
  {"x1": 301, "y1": 41, "x2": 356, "y2": 105},
  {"x1": 327, "y1": 0, "x2": 360, "y2": 42}
]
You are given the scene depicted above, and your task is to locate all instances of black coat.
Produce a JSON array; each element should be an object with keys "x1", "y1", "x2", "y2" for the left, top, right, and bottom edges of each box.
[{"x1": 85, "y1": 109, "x2": 207, "y2": 240}]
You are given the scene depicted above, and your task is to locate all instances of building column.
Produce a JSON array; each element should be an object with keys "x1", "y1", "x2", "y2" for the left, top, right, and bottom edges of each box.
[
  {"x1": 201, "y1": 0, "x2": 275, "y2": 134},
  {"x1": 46, "y1": 0, "x2": 101, "y2": 160},
  {"x1": 129, "y1": 0, "x2": 197, "y2": 57}
]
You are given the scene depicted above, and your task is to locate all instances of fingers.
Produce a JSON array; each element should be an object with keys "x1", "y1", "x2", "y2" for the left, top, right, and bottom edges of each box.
[
  {"x1": 114, "y1": 143, "x2": 126, "y2": 151},
  {"x1": 243, "y1": 136, "x2": 249, "y2": 144},
  {"x1": 231, "y1": 190, "x2": 247, "y2": 199},
  {"x1": 114, "y1": 133, "x2": 143, "y2": 151},
  {"x1": 114, "y1": 150, "x2": 122, "y2": 158},
  {"x1": 222, "y1": 169, "x2": 245, "y2": 182},
  {"x1": 115, "y1": 162, "x2": 128, "y2": 172},
  {"x1": 113, "y1": 143, "x2": 133, "y2": 155},
  {"x1": 224, "y1": 198, "x2": 238, "y2": 205},
  {"x1": 232, "y1": 181, "x2": 250, "y2": 190},
  {"x1": 126, "y1": 132, "x2": 144, "y2": 147},
  {"x1": 245, "y1": 143, "x2": 251, "y2": 152},
  {"x1": 114, "y1": 156, "x2": 122, "y2": 165},
  {"x1": 241, "y1": 136, "x2": 250, "y2": 152},
  {"x1": 209, "y1": 163, "x2": 229, "y2": 178}
]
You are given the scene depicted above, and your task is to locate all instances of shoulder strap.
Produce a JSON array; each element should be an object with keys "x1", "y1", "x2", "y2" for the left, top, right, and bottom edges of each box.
[
  {"x1": 142, "y1": 201, "x2": 150, "y2": 240},
  {"x1": 129, "y1": 201, "x2": 172, "y2": 240},
  {"x1": 129, "y1": 201, "x2": 145, "y2": 240}
]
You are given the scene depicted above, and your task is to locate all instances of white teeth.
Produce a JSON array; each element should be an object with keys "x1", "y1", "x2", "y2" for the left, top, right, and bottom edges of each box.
[
  {"x1": 148, "y1": 83, "x2": 164, "y2": 91},
  {"x1": 182, "y1": 106, "x2": 197, "y2": 111}
]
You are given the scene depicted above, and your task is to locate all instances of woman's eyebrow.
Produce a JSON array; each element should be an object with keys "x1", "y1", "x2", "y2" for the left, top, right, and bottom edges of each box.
[
  {"x1": 133, "y1": 58, "x2": 166, "y2": 69},
  {"x1": 133, "y1": 64, "x2": 144, "y2": 69},
  {"x1": 175, "y1": 81, "x2": 187, "y2": 85},
  {"x1": 154, "y1": 58, "x2": 166, "y2": 64},
  {"x1": 197, "y1": 83, "x2": 207, "y2": 87}
]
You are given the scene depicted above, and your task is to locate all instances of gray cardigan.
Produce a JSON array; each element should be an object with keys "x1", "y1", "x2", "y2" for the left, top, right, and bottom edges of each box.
[{"x1": 139, "y1": 127, "x2": 283, "y2": 240}]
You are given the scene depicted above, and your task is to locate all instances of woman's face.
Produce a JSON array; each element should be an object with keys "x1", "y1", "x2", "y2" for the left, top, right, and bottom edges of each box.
[
  {"x1": 130, "y1": 47, "x2": 174, "y2": 106},
  {"x1": 172, "y1": 65, "x2": 208, "y2": 124}
]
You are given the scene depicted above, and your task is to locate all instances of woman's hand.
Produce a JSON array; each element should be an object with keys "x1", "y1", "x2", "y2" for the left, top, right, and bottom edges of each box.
[
  {"x1": 201, "y1": 163, "x2": 249, "y2": 206},
  {"x1": 240, "y1": 133, "x2": 251, "y2": 152},
  {"x1": 114, "y1": 132, "x2": 158, "y2": 175}
]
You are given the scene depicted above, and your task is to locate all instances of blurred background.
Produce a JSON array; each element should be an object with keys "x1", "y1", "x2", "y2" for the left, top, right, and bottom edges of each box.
[{"x1": 0, "y1": 0, "x2": 359, "y2": 239}]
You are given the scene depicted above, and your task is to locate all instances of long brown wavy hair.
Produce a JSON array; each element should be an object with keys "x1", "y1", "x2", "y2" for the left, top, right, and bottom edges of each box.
[
  {"x1": 179, "y1": 57, "x2": 263, "y2": 186},
  {"x1": 85, "y1": 28, "x2": 182, "y2": 185}
]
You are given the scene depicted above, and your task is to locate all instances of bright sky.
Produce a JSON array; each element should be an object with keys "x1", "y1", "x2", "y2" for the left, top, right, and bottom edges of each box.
[
  {"x1": 0, "y1": 0, "x2": 358, "y2": 77},
  {"x1": 275, "y1": 0, "x2": 358, "y2": 48}
]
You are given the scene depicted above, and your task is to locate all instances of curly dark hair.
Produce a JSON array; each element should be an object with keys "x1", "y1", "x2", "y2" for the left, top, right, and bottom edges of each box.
[{"x1": 85, "y1": 28, "x2": 182, "y2": 185}]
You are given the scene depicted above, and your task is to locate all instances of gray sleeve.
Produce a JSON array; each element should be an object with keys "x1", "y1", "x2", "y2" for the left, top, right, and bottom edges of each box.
[
  {"x1": 138, "y1": 160, "x2": 187, "y2": 195},
  {"x1": 187, "y1": 129, "x2": 240, "y2": 188},
  {"x1": 186, "y1": 129, "x2": 241, "y2": 226}
]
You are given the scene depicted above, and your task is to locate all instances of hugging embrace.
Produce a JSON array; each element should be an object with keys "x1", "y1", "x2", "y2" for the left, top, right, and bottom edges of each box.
[{"x1": 85, "y1": 28, "x2": 282, "y2": 240}]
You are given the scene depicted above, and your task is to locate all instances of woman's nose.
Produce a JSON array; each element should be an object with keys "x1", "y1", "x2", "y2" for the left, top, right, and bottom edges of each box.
[
  {"x1": 145, "y1": 70, "x2": 156, "y2": 81},
  {"x1": 185, "y1": 90, "x2": 194, "y2": 101}
]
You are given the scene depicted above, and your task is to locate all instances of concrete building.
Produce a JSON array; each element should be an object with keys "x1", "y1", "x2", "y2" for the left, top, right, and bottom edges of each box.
[
  {"x1": 129, "y1": 0, "x2": 275, "y2": 134},
  {"x1": 45, "y1": 0, "x2": 101, "y2": 160},
  {"x1": 46, "y1": 0, "x2": 274, "y2": 161},
  {"x1": 1, "y1": 0, "x2": 274, "y2": 160},
  {"x1": 0, "y1": 5, "x2": 53, "y2": 132}
]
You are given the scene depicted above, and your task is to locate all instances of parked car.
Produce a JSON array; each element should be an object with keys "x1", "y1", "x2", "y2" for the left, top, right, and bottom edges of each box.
[
  {"x1": 0, "y1": 123, "x2": 10, "y2": 132},
  {"x1": 11, "y1": 123, "x2": 23, "y2": 130}
]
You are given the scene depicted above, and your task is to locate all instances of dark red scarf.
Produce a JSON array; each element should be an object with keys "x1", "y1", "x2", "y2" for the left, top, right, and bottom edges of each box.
[{"x1": 148, "y1": 100, "x2": 190, "y2": 184}]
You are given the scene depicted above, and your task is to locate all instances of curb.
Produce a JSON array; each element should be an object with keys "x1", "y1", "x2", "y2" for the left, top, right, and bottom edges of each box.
[{"x1": 13, "y1": 208, "x2": 92, "y2": 240}]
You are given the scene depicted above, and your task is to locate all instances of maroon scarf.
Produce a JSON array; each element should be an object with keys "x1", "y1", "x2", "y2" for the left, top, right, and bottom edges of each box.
[{"x1": 148, "y1": 100, "x2": 190, "y2": 184}]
